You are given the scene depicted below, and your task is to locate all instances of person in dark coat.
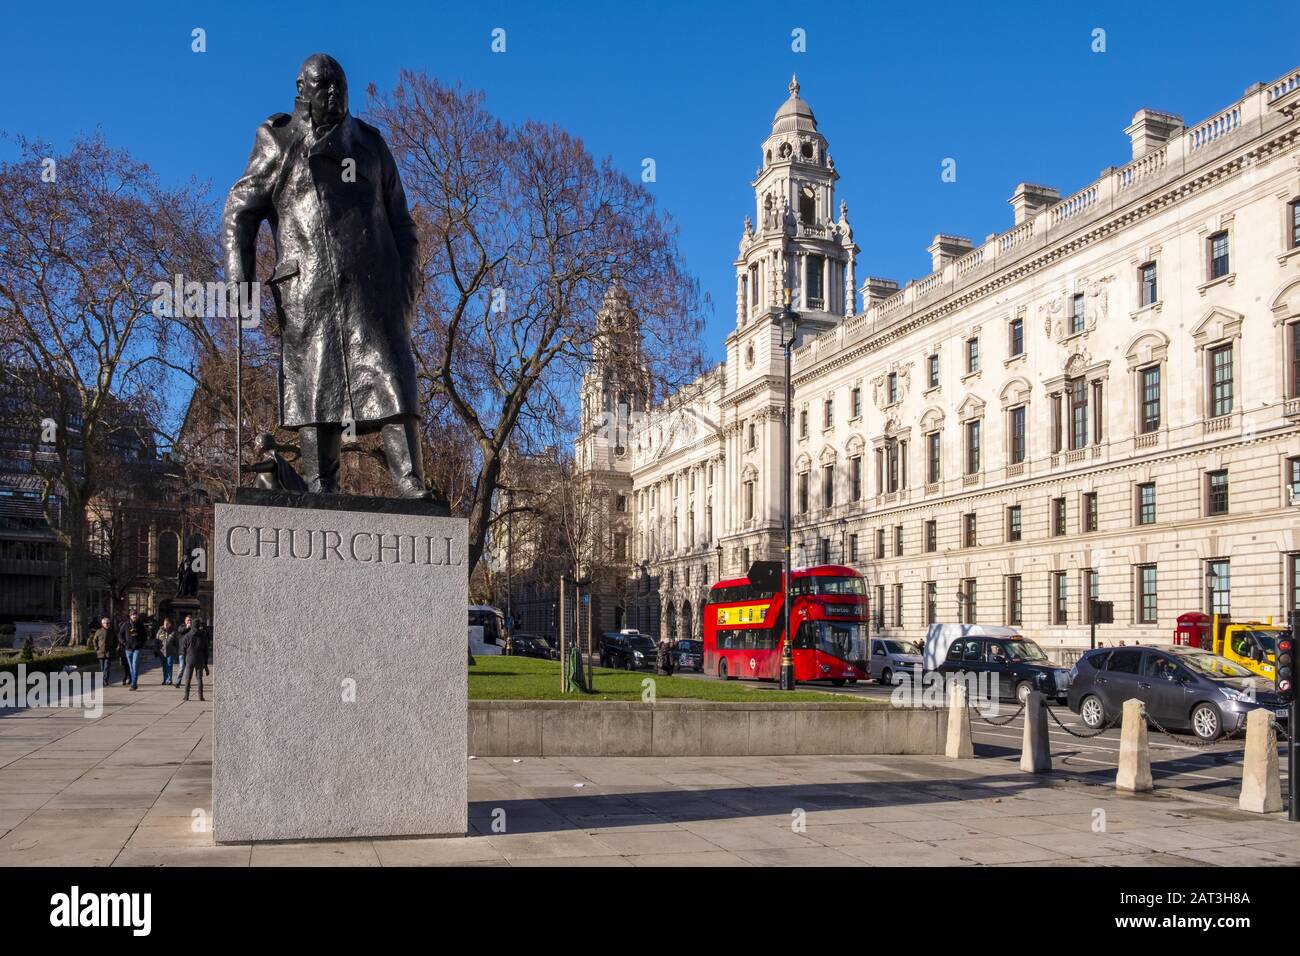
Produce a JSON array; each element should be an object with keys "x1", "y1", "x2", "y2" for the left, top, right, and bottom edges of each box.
[
  {"x1": 115, "y1": 615, "x2": 134, "y2": 687},
  {"x1": 93, "y1": 617, "x2": 114, "y2": 683},
  {"x1": 179, "y1": 617, "x2": 210, "y2": 702},
  {"x1": 119, "y1": 611, "x2": 149, "y2": 691},
  {"x1": 175, "y1": 615, "x2": 194, "y2": 690},
  {"x1": 657, "y1": 638, "x2": 676, "y2": 677},
  {"x1": 156, "y1": 617, "x2": 178, "y2": 686},
  {"x1": 220, "y1": 53, "x2": 429, "y2": 499}
]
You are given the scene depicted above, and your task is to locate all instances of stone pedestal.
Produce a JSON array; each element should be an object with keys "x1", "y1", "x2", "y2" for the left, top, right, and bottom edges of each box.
[
  {"x1": 1115, "y1": 697, "x2": 1153, "y2": 792},
  {"x1": 212, "y1": 501, "x2": 467, "y2": 843},
  {"x1": 1239, "y1": 708, "x2": 1282, "y2": 813},
  {"x1": 1019, "y1": 691, "x2": 1052, "y2": 773}
]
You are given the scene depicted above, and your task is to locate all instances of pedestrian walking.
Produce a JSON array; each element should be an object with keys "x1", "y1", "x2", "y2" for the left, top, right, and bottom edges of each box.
[
  {"x1": 93, "y1": 617, "x2": 114, "y2": 684},
  {"x1": 176, "y1": 614, "x2": 193, "y2": 689},
  {"x1": 657, "y1": 637, "x2": 676, "y2": 677},
  {"x1": 115, "y1": 614, "x2": 133, "y2": 686},
  {"x1": 119, "y1": 611, "x2": 149, "y2": 691},
  {"x1": 179, "y1": 616, "x2": 210, "y2": 702},
  {"x1": 156, "y1": 617, "x2": 178, "y2": 686}
]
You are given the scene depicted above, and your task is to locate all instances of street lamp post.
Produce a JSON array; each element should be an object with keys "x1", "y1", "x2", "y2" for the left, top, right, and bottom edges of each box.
[
  {"x1": 715, "y1": 542, "x2": 723, "y2": 583},
  {"x1": 780, "y1": 287, "x2": 800, "y2": 692}
]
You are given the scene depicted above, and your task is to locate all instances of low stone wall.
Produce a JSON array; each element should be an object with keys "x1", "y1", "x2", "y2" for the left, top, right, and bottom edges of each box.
[{"x1": 468, "y1": 700, "x2": 947, "y2": 757}]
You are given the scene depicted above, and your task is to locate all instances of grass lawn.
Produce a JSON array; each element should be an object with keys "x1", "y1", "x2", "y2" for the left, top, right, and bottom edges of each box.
[{"x1": 468, "y1": 654, "x2": 874, "y2": 703}]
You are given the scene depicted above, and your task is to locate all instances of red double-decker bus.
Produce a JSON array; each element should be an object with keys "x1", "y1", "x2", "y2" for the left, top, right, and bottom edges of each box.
[{"x1": 702, "y1": 564, "x2": 868, "y2": 685}]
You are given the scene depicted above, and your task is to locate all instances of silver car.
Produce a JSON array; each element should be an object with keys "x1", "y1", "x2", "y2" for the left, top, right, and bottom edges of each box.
[{"x1": 868, "y1": 637, "x2": 923, "y2": 685}]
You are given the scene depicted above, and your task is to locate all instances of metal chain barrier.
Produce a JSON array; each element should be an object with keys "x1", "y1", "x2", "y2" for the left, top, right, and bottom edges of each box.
[
  {"x1": 1141, "y1": 705, "x2": 1242, "y2": 749},
  {"x1": 1271, "y1": 718, "x2": 1291, "y2": 743},
  {"x1": 1043, "y1": 702, "x2": 1119, "y2": 738},
  {"x1": 968, "y1": 699, "x2": 1025, "y2": 726}
]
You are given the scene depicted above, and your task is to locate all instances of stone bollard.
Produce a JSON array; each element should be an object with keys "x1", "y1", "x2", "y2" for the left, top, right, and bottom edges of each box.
[
  {"x1": 1019, "y1": 690, "x2": 1051, "y2": 773},
  {"x1": 945, "y1": 681, "x2": 974, "y2": 759},
  {"x1": 1239, "y1": 708, "x2": 1282, "y2": 813},
  {"x1": 1115, "y1": 698, "x2": 1153, "y2": 792}
]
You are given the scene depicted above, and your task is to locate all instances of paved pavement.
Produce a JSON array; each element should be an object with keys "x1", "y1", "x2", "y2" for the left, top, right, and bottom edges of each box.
[{"x1": 2, "y1": 662, "x2": 1300, "y2": 866}]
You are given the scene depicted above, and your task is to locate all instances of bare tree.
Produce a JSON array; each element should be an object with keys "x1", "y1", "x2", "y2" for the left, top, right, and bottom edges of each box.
[
  {"x1": 0, "y1": 134, "x2": 215, "y2": 642},
  {"x1": 367, "y1": 73, "x2": 702, "y2": 577}
]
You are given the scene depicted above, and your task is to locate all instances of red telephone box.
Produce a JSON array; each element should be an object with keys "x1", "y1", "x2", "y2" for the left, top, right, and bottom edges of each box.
[{"x1": 1174, "y1": 612, "x2": 1210, "y2": 648}]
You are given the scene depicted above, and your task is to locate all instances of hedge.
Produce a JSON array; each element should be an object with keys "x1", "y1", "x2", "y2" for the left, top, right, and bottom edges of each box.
[{"x1": 0, "y1": 649, "x2": 98, "y2": 676}]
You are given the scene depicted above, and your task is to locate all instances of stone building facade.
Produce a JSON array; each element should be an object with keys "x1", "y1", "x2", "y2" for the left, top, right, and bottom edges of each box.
[{"x1": 590, "y1": 66, "x2": 1300, "y2": 655}]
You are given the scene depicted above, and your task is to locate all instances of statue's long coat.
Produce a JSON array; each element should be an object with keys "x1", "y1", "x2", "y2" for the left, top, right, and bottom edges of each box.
[{"x1": 221, "y1": 107, "x2": 420, "y2": 430}]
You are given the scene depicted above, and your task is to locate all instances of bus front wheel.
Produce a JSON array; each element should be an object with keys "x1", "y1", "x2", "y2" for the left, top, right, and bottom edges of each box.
[
  {"x1": 830, "y1": 679, "x2": 846, "y2": 687},
  {"x1": 718, "y1": 659, "x2": 731, "y2": 680}
]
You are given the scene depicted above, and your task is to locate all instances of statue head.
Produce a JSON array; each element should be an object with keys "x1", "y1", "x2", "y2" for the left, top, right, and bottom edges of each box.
[
  {"x1": 296, "y1": 53, "x2": 348, "y2": 132},
  {"x1": 253, "y1": 432, "x2": 276, "y2": 457}
]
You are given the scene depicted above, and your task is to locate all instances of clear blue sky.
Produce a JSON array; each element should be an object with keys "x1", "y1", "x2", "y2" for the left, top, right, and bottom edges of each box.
[{"x1": 3, "y1": 0, "x2": 1297, "y2": 365}]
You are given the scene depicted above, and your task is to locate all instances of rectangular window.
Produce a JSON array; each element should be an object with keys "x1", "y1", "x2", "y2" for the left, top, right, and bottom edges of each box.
[
  {"x1": 822, "y1": 463, "x2": 835, "y2": 509},
  {"x1": 797, "y1": 472, "x2": 809, "y2": 514},
  {"x1": 924, "y1": 519, "x2": 937, "y2": 552},
  {"x1": 1291, "y1": 323, "x2": 1300, "y2": 399},
  {"x1": 1009, "y1": 318, "x2": 1024, "y2": 357},
  {"x1": 1007, "y1": 505, "x2": 1022, "y2": 543},
  {"x1": 926, "y1": 431, "x2": 941, "y2": 483},
  {"x1": 963, "y1": 512, "x2": 977, "y2": 548},
  {"x1": 1210, "y1": 344, "x2": 1233, "y2": 417},
  {"x1": 1140, "y1": 262, "x2": 1157, "y2": 307},
  {"x1": 806, "y1": 254, "x2": 824, "y2": 303},
  {"x1": 965, "y1": 420, "x2": 981, "y2": 475},
  {"x1": 885, "y1": 439, "x2": 900, "y2": 493},
  {"x1": 799, "y1": 409, "x2": 808, "y2": 438},
  {"x1": 1070, "y1": 293, "x2": 1085, "y2": 335},
  {"x1": 747, "y1": 422, "x2": 756, "y2": 449},
  {"x1": 1137, "y1": 565, "x2": 1158, "y2": 624},
  {"x1": 1137, "y1": 482, "x2": 1156, "y2": 525},
  {"x1": 927, "y1": 353, "x2": 940, "y2": 389},
  {"x1": 966, "y1": 338, "x2": 980, "y2": 375},
  {"x1": 1207, "y1": 559, "x2": 1230, "y2": 616},
  {"x1": 850, "y1": 455, "x2": 863, "y2": 501},
  {"x1": 925, "y1": 581, "x2": 937, "y2": 625},
  {"x1": 1009, "y1": 406, "x2": 1026, "y2": 464},
  {"x1": 819, "y1": 537, "x2": 830, "y2": 565},
  {"x1": 1083, "y1": 492, "x2": 1098, "y2": 532},
  {"x1": 1084, "y1": 569, "x2": 1099, "y2": 624},
  {"x1": 1053, "y1": 572, "x2": 1068, "y2": 625},
  {"x1": 823, "y1": 398, "x2": 833, "y2": 428},
  {"x1": 960, "y1": 579, "x2": 977, "y2": 624},
  {"x1": 849, "y1": 533, "x2": 859, "y2": 563},
  {"x1": 893, "y1": 584, "x2": 904, "y2": 627},
  {"x1": 1140, "y1": 366, "x2": 1161, "y2": 433},
  {"x1": 744, "y1": 480, "x2": 754, "y2": 520},
  {"x1": 1052, "y1": 497, "x2": 1066, "y2": 536},
  {"x1": 1069, "y1": 377, "x2": 1088, "y2": 450},
  {"x1": 1291, "y1": 200, "x2": 1300, "y2": 250},
  {"x1": 1209, "y1": 231, "x2": 1230, "y2": 280},
  {"x1": 874, "y1": 585, "x2": 885, "y2": 627},
  {"x1": 1289, "y1": 457, "x2": 1300, "y2": 504},
  {"x1": 894, "y1": 525, "x2": 904, "y2": 557},
  {"x1": 1206, "y1": 469, "x2": 1228, "y2": 516},
  {"x1": 851, "y1": 386, "x2": 862, "y2": 418},
  {"x1": 1007, "y1": 575, "x2": 1023, "y2": 626},
  {"x1": 887, "y1": 372, "x2": 899, "y2": 404},
  {"x1": 875, "y1": 529, "x2": 885, "y2": 560}
]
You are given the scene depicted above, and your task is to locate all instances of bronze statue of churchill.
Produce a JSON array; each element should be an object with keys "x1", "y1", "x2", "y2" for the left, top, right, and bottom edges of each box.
[{"x1": 221, "y1": 53, "x2": 430, "y2": 499}]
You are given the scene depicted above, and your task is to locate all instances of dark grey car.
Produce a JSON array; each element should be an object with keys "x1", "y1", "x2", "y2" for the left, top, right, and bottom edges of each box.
[{"x1": 1067, "y1": 645, "x2": 1286, "y2": 741}]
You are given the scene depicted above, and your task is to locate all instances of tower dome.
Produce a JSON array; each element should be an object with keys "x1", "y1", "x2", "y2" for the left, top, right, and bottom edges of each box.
[{"x1": 771, "y1": 74, "x2": 818, "y2": 134}]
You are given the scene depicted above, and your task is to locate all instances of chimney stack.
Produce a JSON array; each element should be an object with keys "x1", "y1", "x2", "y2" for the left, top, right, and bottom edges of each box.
[
  {"x1": 927, "y1": 234, "x2": 974, "y2": 272},
  {"x1": 1008, "y1": 183, "x2": 1060, "y2": 226},
  {"x1": 861, "y1": 277, "x2": 899, "y2": 308},
  {"x1": 1124, "y1": 108, "x2": 1183, "y2": 160}
]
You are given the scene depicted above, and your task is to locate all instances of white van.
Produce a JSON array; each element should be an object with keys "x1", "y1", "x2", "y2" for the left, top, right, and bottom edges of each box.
[{"x1": 468, "y1": 605, "x2": 507, "y2": 657}]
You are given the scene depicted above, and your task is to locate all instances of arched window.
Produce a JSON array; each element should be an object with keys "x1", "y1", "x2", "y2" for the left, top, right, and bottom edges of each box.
[{"x1": 799, "y1": 184, "x2": 816, "y2": 224}]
